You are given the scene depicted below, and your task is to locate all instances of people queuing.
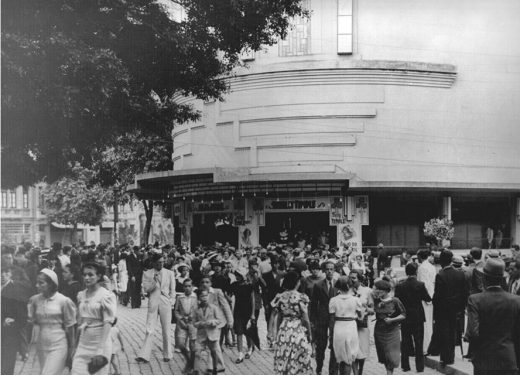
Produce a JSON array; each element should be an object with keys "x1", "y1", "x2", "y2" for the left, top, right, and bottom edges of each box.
[{"x1": 2, "y1": 238, "x2": 520, "y2": 375}]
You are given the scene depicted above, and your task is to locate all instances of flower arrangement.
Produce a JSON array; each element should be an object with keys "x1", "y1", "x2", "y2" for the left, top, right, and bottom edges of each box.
[{"x1": 423, "y1": 217, "x2": 455, "y2": 245}]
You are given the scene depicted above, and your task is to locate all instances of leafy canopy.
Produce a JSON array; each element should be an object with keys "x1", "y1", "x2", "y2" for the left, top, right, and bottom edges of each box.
[
  {"x1": 2, "y1": 0, "x2": 308, "y2": 186},
  {"x1": 42, "y1": 164, "x2": 109, "y2": 226}
]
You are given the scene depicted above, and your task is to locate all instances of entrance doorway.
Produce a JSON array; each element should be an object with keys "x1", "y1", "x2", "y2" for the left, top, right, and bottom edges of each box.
[
  {"x1": 190, "y1": 214, "x2": 238, "y2": 248},
  {"x1": 260, "y1": 212, "x2": 336, "y2": 247}
]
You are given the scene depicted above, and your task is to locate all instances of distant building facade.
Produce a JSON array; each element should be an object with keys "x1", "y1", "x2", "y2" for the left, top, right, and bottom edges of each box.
[{"x1": 1, "y1": 186, "x2": 174, "y2": 247}]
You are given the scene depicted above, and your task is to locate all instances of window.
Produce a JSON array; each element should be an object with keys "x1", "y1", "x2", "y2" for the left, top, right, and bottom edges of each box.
[
  {"x1": 23, "y1": 224, "x2": 31, "y2": 234},
  {"x1": 337, "y1": 0, "x2": 353, "y2": 54},
  {"x1": 9, "y1": 191, "x2": 16, "y2": 208},
  {"x1": 279, "y1": 0, "x2": 311, "y2": 57},
  {"x1": 23, "y1": 188, "x2": 29, "y2": 208},
  {"x1": 1, "y1": 191, "x2": 7, "y2": 208}
]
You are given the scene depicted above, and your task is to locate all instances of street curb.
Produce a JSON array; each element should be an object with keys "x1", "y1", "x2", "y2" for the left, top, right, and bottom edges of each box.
[{"x1": 425, "y1": 356, "x2": 470, "y2": 375}]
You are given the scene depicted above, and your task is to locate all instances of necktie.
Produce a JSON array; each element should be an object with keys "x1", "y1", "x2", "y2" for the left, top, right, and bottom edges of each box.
[{"x1": 328, "y1": 280, "x2": 334, "y2": 298}]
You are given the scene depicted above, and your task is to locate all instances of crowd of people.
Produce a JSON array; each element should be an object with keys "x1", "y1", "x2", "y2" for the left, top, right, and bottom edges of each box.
[{"x1": 1, "y1": 239, "x2": 520, "y2": 375}]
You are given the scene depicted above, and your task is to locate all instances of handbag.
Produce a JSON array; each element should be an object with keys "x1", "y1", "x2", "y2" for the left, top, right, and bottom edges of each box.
[
  {"x1": 87, "y1": 355, "x2": 108, "y2": 374},
  {"x1": 356, "y1": 315, "x2": 368, "y2": 328}
]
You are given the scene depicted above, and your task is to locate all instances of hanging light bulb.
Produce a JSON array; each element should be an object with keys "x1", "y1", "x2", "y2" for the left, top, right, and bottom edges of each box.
[{"x1": 253, "y1": 191, "x2": 256, "y2": 197}]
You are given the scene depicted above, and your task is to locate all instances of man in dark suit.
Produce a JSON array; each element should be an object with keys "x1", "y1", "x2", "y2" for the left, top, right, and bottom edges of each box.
[
  {"x1": 466, "y1": 258, "x2": 520, "y2": 375},
  {"x1": 432, "y1": 250, "x2": 468, "y2": 365},
  {"x1": 395, "y1": 262, "x2": 432, "y2": 372},
  {"x1": 2, "y1": 266, "x2": 28, "y2": 375},
  {"x1": 127, "y1": 246, "x2": 143, "y2": 308},
  {"x1": 310, "y1": 261, "x2": 338, "y2": 375},
  {"x1": 261, "y1": 255, "x2": 283, "y2": 326}
]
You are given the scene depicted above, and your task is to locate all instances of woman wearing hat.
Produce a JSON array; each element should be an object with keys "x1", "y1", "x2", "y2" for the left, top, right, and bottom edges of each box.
[{"x1": 28, "y1": 268, "x2": 77, "y2": 375}]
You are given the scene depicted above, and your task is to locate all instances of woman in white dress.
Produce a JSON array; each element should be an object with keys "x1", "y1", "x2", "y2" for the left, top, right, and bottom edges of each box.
[
  {"x1": 28, "y1": 268, "x2": 77, "y2": 375},
  {"x1": 329, "y1": 276, "x2": 362, "y2": 375},
  {"x1": 71, "y1": 262, "x2": 117, "y2": 375},
  {"x1": 348, "y1": 269, "x2": 374, "y2": 375}
]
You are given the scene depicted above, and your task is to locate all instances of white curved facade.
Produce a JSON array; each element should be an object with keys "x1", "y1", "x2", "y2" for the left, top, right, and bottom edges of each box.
[{"x1": 136, "y1": 0, "x2": 520, "y2": 249}]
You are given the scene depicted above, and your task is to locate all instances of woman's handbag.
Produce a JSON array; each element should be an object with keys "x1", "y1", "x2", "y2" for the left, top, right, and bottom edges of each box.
[
  {"x1": 87, "y1": 355, "x2": 109, "y2": 374},
  {"x1": 356, "y1": 314, "x2": 368, "y2": 328}
]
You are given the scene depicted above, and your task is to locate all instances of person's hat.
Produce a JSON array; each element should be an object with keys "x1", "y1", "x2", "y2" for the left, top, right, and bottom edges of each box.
[
  {"x1": 210, "y1": 261, "x2": 223, "y2": 268},
  {"x1": 452, "y1": 255, "x2": 464, "y2": 268},
  {"x1": 177, "y1": 262, "x2": 190, "y2": 270},
  {"x1": 40, "y1": 268, "x2": 59, "y2": 287},
  {"x1": 377, "y1": 243, "x2": 384, "y2": 248},
  {"x1": 234, "y1": 267, "x2": 248, "y2": 279},
  {"x1": 487, "y1": 250, "x2": 500, "y2": 259},
  {"x1": 149, "y1": 252, "x2": 164, "y2": 263},
  {"x1": 289, "y1": 258, "x2": 308, "y2": 273},
  {"x1": 483, "y1": 258, "x2": 506, "y2": 278}
]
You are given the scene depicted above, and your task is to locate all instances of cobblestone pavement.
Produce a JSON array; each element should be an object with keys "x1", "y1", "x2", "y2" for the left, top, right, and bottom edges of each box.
[{"x1": 16, "y1": 298, "x2": 441, "y2": 375}]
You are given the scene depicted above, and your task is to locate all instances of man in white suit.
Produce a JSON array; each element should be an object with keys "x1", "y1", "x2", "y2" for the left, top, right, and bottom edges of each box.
[
  {"x1": 417, "y1": 249, "x2": 436, "y2": 353},
  {"x1": 136, "y1": 252, "x2": 176, "y2": 363}
]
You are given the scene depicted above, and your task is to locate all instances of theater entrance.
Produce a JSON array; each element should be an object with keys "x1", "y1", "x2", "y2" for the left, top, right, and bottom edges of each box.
[{"x1": 260, "y1": 212, "x2": 336, "y2": 248}]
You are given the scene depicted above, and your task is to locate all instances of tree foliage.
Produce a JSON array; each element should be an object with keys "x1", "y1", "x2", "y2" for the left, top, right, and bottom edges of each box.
[
  {"x1": 2, "y1": 0, "x2": 309, "y2": 186},
  {"x1": 43, "y1": 164, "x2": 109, "y2": 231}
]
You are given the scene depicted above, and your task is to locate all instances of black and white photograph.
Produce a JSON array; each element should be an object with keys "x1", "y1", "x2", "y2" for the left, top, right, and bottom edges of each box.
[{"x1": 2, "y1": 1, "x2": 520, "y2": 375}]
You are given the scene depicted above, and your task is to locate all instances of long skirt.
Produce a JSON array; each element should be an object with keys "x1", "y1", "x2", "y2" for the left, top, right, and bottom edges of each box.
[
  {"x1": 37, "y1": 325, "x2": 68, "y2": 375},
  {"x1": 71, "y1": 325, "x2": 112, "y2": 375},
  {"x1": 274, "y1": 318, "x2": 313, "y2": 375},
  {"x1": 332, "y1": 321, "x2": 359, "y2": 364},
  {"x1": 374, "y1": 321, "x2": 401, "y2": 370}
]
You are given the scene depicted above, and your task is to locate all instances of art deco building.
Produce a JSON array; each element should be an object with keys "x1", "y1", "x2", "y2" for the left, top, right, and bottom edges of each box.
[{"x1": 131, "y1": 0, "x2": 520, "y2": 251}]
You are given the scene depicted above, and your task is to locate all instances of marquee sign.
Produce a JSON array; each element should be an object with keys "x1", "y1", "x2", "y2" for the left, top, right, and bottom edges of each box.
[{"x1": 264, "y1": 198, "x2": 330, "y2": 211}]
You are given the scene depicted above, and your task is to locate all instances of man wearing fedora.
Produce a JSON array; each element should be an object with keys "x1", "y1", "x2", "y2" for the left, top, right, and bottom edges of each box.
[
  {"x1": 466, "y1": 258, "x2": 520, "y2": 375},
  {"x1": 136, "y1": 253, "x2": 176, "y2": 363}
]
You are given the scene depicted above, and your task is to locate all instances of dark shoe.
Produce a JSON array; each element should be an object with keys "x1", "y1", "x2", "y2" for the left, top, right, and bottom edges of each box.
[
  {"x1": 136, "y1": 357, "x2": 149, "y2": 364},
  {"x1": 163, "y1": 358, "x2": 170, "y2": 362},
  {"x1": 402, "y1": 368, "x2": 410, "y2": 372},
  {"x1": 217, "y1": 369, "x2": 225, "y2": 373}
]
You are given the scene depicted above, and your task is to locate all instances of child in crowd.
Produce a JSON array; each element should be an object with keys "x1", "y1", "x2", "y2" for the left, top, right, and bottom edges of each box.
[
  {"x1": 192, "y1": 289, "x2": 225, "y2": 375},
  {"x1": 110, "y1": 318, "x2": 124, "y2": 375}
]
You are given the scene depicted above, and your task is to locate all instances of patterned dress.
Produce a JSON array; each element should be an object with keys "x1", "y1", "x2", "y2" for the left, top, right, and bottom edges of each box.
[{"x1": 273, "y1": 291, "x2": 313, "y2": 375}]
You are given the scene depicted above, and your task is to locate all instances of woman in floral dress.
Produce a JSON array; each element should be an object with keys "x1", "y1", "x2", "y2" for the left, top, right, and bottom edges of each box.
[{"x1": 272, "y1": 271, "x2": 313, "y2": 375}]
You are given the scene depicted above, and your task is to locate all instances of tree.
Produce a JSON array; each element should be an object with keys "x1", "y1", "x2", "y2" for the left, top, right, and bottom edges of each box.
[
  {"x1": 43, "y1": 164, "x2": 109, "y2": 244},
  {"x1": 2, "y1": 0, "x2": 309, "y2": 187},
  {"x1": 91, "y1": 130, "x2": 172, "y2": 244}
]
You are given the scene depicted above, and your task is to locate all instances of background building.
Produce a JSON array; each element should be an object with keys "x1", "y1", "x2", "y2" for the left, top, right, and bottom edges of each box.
[
  {"x1": 131, "y1": 0, "x2": 520, "y2": 251},
  {"x1": 1, "y1": 185, "x2": 173, "y2": 247}
]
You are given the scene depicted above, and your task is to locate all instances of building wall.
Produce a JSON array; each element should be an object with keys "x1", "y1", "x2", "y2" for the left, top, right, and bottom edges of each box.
[
  {"x1": 172, "y1": 0, "x2": 520, "y2": 188},
  {"x1": 1, "y1": 185, "x2": 50, "y2": 247}
]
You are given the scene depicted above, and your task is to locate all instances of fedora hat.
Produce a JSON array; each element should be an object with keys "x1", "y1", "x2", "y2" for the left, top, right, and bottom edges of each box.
[{"x1": 483, "y1": 258, "x2": 505, "y2": 278}]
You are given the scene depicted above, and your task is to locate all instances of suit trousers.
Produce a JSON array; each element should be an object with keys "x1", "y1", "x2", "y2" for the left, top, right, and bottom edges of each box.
[
  {"x1": 139, "y1": 302, "x2": 172, "y2": 360},
  {"x1": 194, "y1": 337, "x2": 225, "y2": 373},
  {"x1": 315, "y1": 323, "x2": 338, "y2": 375},
  {"x1": 436, "y1": 313, "x2": 457, "y2": 364},
  {"x1": 2, "y1": 330, "x2": 18, "y2": 375},
  {"x1": 401, "y1": 321, "x2": 425, "y2": 372}
]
